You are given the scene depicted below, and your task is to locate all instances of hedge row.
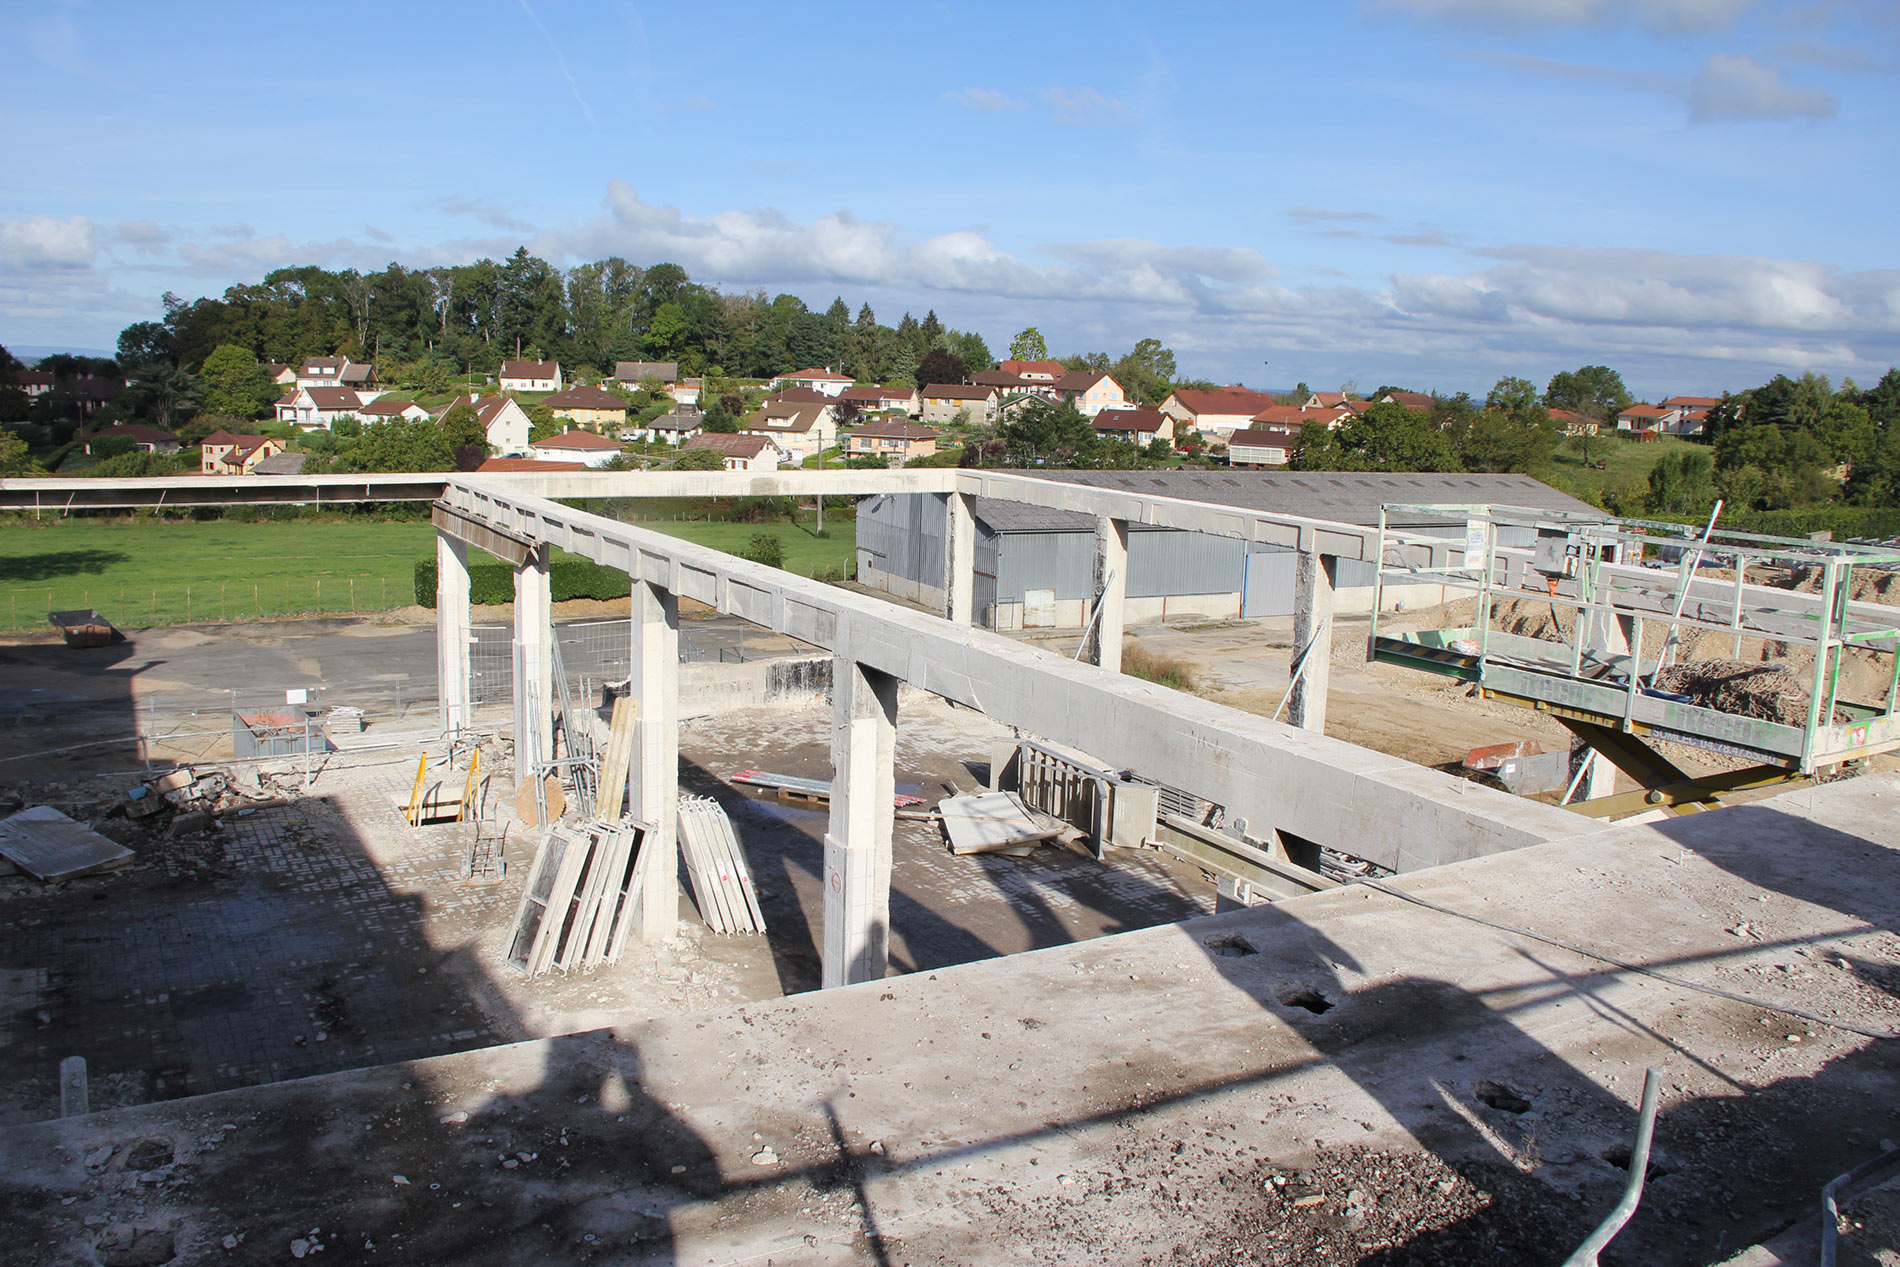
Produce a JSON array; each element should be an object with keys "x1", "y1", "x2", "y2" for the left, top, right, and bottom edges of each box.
[{"x1": 413, "y1": 555, "x2": 631, "y2": 608}]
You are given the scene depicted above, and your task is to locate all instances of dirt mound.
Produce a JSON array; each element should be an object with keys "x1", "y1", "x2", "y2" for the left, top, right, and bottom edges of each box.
[
  {"x1": 1787, "y1": 566, "x2": 1900, "y2": 605},
  {"x1": 1650, "y1": 657, "x2": 1848, "y2": 727}
]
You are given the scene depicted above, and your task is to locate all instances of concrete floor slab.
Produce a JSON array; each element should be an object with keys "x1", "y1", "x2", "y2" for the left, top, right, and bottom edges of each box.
[{"x1": 5, "y1": 775, "x2": 1898, "y2": 1264}]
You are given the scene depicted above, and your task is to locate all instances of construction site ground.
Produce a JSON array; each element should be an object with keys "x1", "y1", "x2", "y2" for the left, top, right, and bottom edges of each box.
[
  {"x1": 4, "y1": 601, "x2": 1899, "y2": 1263},
  {"x1": 3, "y1": 772, "x2": 1898, "y2": 1265}
]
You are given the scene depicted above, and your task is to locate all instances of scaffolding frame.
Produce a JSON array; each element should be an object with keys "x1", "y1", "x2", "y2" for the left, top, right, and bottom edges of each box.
[{"x1": 1368, "y1": 504, "x2": 1900, "y2": 782}]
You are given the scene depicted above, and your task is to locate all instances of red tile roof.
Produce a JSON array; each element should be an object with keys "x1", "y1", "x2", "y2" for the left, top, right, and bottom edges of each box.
[
  {"x1": 1249, "y1": 405, "x2": 1315, "y2": 427},
  {"x1": 1382, "y1": 390, "x2": 1435, "y2": 411},
  {"x1": 851, "y1": 420, "x2": 938, "y2": 441},
  {"x1": 997, "y1": 359, "x2": 1066, "y2": 378},
  {"x1": 1167, "y1": 388, "x2": 1277, "y2": 417},
  {"x1": 921, "y1": 383, "x2": 995, "y2": 400},
  {"x1": 500, "y1": 359, "x2": 560, "y2": 380},
  {"x1": 531, "y1": 429, "x2": 621, "y2": 451},
  {"x1": 1662, "y1": 396, "x2": 1720, "y2": 408},
  {"x1": 476, "y1": 457, "x2": 587, "y2": 472},
  {"x1": 777, "y1": 367, "x2": 852, "y2": 382},
  {"x1": 686, "y1": 434, "x2": 775, "y2": 458}
]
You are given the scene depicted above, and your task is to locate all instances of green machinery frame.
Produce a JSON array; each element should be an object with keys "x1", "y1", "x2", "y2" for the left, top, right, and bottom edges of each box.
[{"x1": 1367, "y1": 504, "x2": 1900, "y2": 815}]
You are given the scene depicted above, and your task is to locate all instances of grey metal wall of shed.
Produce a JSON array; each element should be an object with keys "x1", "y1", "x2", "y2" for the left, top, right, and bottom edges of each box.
[
  {"x1": 991, "y1": 526, "x2": 1243, "y2": 603},
  {"x1": 856, "y1": 493, "x2": 945, "y2": 586}
]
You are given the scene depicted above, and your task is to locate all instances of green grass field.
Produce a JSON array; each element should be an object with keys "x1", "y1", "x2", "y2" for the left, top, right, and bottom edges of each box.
[
  {"x1": 1544, "y1": 433, "x2": 1702, "y2": 503},
  {"x1": 629, "y1": 517, "x2": 856, "y2": 576},
  {"x1": 0, "y1": 517, "x2": 438, "y2": 631},
  {"x1": 0, "y1": 513, "x2": 858, "y2": 632}
]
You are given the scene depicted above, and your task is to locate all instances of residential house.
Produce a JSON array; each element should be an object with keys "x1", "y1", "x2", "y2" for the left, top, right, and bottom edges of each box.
[
  {"x1": 743, "y1": 401, "x2": 836, "y2": 460},
  {"x1": 1661, "y1": 396, "x2": 1719, "y2": 437},
  {"x1": 528, "y1": 430, "x2": 623, "y2": 468},
  {"x1": 622, "y1": 408, "x2": 705, "y2": 445},
  {"x1": 996, "y1": 359, "x2": 1066, "y2": 382},
  {"x1": 920, "y1": 383, "x2": 998, "y2": 427},
  {"x1": 1089, "y1": 409, "x2": 1172, "y2": 446},
  {"x1": 544, "y1": 383, "x2": 630, "y2": 432},
  {"x1": 839, "y1": 384, "x2": 920, "y2": 416},
  {"x1": 18, "y1": 370, "x2": 54, "y2": 397},
  {"x1": 972, "y1": 369, "x2": 1060, "y2": 402},
  {"x1": 475, "y1": 457, "x2": 588, "y2": 473},
  {"x1": 614, "y1": 361, "x2": 680, "y2": 389},
  {"x1": 499, "y1": 359, "x2": 563, "y2": 393},
  {"x1": 1251, "y1": 404, "x2": 1346, "y2": 432},
  {"x1": 436, "y1": 394, "x2": 532, "y2": 456},
  {"x1": 275, "y1": 386, "x2": 380, "y2": 430},
  {"x1": 200, "y1": 429, "x2": 284, "y2": 475},
  {"x1": 683, "y1": 433, "x2": 787, "y2": 472},
  {"x1": 1547, "y1": 407, "x2": 1598, "y2": 436},
  {"x1": 63, "y1": 376, "x2": 122, "y2": 415},
  {"x1": 1227, "y1": 426, "x2": 1303, "y2": 469},
  {"x1": 672, "y1": 377, "x2": 702, "y2": 407},
  {"x1": 1617, "y1": 403, "x2": 1674, "y2": 433},
  {"x1": 1056, "y1": 371, "x2": 1128, "y2": 417},
  {"x1": 763, "y1": 386, "x2": 838, "y2": 415},
  {"x1": 295, "y1": 356, "x2": 373, "y2": 390},
  {"x1": 82, "y1": 424, "x2": 181, "y2": 455},
  {"x1": 770, "y1": 367, "x2": 853, "y2": 397},
  {"x1": 1380, "y1": 390, "x2": 1435, "y2": 412},
  {"x1": 265, "y1": 362, "x2": 295, "y2": 387},
  {"x1": 1303, "y1": 391, "x2": 1350, "y2": 409},
  {"x1": 355, "y1": 398, "x2": 433, "y2": 424},
  {"x1": 1158, "y1": 388, "x2": 1278, "y2": 441},
  {"x1": 846, "y1": 419, "x2": 939, "y2": 463}
]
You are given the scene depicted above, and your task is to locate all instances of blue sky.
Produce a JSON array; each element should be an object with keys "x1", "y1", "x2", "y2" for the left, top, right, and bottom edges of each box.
[{"x1": 2, "y1": 0, "x2": 1895, "y2": 398}]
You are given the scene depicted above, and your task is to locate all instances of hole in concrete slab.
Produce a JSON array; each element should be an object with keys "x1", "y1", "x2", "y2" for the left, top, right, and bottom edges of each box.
[
  {"x1": 1603, "y1": 1142, "x2": 1672, "y2": 1179},
  {"x1": 122, "y1": 1138, "x2": 174, "y2": 1171},
  {"x1": 1475, "y1": 1081, "x2": 1532, "y2": 1114},
  {"x1": 1203, "y1": 933, "x2": 1257, "y2": 958},
  {"x1": 1276, "y1": 986, "x2": 1333, "y2": 1015}
]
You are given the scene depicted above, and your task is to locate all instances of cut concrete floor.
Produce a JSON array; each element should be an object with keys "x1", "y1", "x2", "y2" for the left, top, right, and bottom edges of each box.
[{"x1": 5, "y1": 774, "x2": 1898, "y2": 1264}]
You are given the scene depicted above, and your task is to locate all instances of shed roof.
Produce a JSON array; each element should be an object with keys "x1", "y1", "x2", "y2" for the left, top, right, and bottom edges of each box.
[{"x1": 987, "y1": 470, "x2": 1602, "y2": 530}]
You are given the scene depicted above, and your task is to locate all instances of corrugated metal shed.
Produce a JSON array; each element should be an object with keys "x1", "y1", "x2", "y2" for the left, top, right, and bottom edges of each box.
[{"x1": 1005, "y1": 470, "x2": 1601, "y2": 526}]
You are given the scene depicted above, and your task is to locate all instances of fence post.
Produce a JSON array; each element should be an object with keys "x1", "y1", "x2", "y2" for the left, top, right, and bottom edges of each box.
[
  {"x1": 254, "y1": 582, "x2": 259, "y2": 617},
  {"x1": 187, "y1": 587, "x2": 191, "y2": 623},
  {"x1": 350, "y1": 578, "x2": 355, "y2": 613},
  {"x1": 151, "y1": 591, "x2": 156, "y2": 625},
  {"x1": 382, "y1": 577, "x2": 387, "y2": 608},
  {"x1": 221, "y1": 583, "x2": 226, "y2": 622}
]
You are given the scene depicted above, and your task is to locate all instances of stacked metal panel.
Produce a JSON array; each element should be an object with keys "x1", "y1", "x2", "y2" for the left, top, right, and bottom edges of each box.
[
  {"x1": 676, "y1": 795, "x2": 766, "y2": 935},
  {"x1": 504, "y1": 817, "x2": 653, "y2": 977}
]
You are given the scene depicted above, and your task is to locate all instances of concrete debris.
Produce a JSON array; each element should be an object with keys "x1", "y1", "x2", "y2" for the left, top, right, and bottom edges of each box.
[{"x1": 939, "y1": 791, "x2": 1063, "y2": 856}]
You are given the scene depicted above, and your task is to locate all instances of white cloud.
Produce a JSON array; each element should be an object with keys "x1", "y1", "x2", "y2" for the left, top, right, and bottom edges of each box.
[
  {"x1": 1690, "y1": 52, "x2": 1836, "y2": 120},
  {"x1": 533, "y1": 182, "x2": 1277, "y2": 311},
  {"x1": 364, "y1": 224, "x2": 395, "y2": 244},
  {"x1": 943, "y1": 87, "x2": 1024, "y2": 113},
  {"x1": 113, "y1": 220, "x2": 172, "y2": 253},
  {"x1": 1039, "y1": 87, "x2": 1134, "y2": 129},
  {"x1": 1374, "y1": 0, "x2": 1755, "y2": 32},
  {"x1": 428, "y1": 197, "x2": 533, "y2": 235},
  {"x1": 0, "y1": 215, "x2": 98, "y2": 269}
]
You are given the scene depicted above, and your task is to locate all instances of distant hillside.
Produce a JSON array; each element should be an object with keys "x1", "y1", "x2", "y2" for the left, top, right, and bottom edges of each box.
[{"x1": 9, "y1": 345, "x2": 117, "y2": 364}]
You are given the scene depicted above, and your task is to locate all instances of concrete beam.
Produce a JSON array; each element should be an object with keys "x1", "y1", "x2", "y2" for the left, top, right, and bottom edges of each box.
[
  {"x1": 441, "y1": 481, "x2": 1604, "y2": 876},
  {"x1": 435, "y1": 531, "x2": 472, "y2": 734},
  {"x1": 823, "y1": 658, "x2": 899, "y2": 989},
  {"x1": 1084, "y1": 516, "x2": 1128, "y2": 672},
  {"x1": 432, "y1": 503, "x2": 535, "y2": 567},
  {"x1": 942, "y1": 492, "x2": 974, "y2": 625},
  {"x1": 628, "y1": 579, "x2": 680, "y2": 943},
  {"x1": 1288, "y1": 552, "x2": 1336, "y2": 734},
  {"x1": 512, "y1": 545, "x2": 553, "y2": 777}
]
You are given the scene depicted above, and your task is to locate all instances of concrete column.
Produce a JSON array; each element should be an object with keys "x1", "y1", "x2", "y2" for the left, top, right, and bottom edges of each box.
[
  {"x1": 628, "y1": 578, "x2": 680, "y2": 942},
  {"x1": 1580, "y1": 748, "x2": 1617, "y2": 801},
  {"x1": 822, "y1": 657, "x2": 899, "y2": 989},
  {"x1": 512, "y1": 545, "x2": 553, "y2": 776},
  {"x1": 1288, "y1": 552, "x2": 1337, "y2": 733},
  {"x1": 435, "y1": 531, "x2": 471, "y2": 734},
  {"x1": 942, "y1": 492, "x2": 974, "y2": 625},
  {"x1": 1084, "y1": 515, "x2": 1129, "y2": 672}
]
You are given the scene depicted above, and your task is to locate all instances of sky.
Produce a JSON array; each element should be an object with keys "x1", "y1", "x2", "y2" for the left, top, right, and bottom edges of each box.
[{"x1": 1, "y1": 0, "x2": 1896, "y2": 399}]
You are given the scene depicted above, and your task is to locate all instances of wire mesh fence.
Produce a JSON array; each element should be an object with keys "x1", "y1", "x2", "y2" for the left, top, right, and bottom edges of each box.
[{"x1": 0, "y1": 576, "x2": 408, "y2": 633}]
